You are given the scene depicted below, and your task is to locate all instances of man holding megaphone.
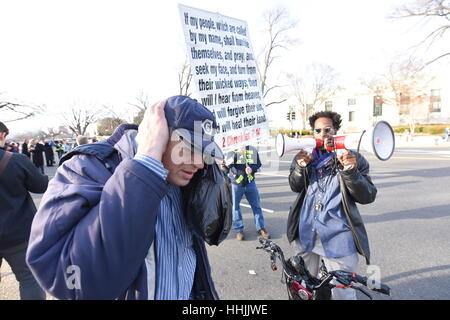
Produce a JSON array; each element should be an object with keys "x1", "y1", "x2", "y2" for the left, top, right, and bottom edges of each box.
[{"x1": 286, "y1": 111, "x2": 377, "y2": 300}]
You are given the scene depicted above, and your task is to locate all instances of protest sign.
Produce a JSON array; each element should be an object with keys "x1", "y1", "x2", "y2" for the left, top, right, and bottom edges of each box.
[{"x1": 179, "y1": 4, "x2": 270, "y2": 153}]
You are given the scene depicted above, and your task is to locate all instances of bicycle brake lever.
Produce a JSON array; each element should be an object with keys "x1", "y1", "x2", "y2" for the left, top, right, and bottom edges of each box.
[{"x1": 270, "y1": 255, "x2": 277, "y2": 271}]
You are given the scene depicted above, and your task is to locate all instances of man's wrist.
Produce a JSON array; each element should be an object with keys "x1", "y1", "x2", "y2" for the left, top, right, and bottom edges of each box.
[
  {"x1": 136, "y1": 149, "x2": 163, "y2": 162},
  {"x1": 133, "y1": 154, "x2": 168, "y2": 180}
]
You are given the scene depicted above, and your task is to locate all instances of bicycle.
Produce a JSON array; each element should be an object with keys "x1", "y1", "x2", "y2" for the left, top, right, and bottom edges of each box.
[{"x1": 256, "y1": 238, "x2": 391, "y2": 300}]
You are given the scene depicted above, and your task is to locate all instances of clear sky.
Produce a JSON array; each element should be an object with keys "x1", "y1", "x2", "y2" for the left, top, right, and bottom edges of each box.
[{"x1": 1, "y1": 0, "x2": 448, "y2": 134}]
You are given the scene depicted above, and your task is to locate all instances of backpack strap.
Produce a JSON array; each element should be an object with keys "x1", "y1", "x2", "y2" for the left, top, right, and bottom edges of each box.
[
  {"x1": 0, "y1": 150, "x2": 13, "y2": 176},
  {"x1": 59, "y1": 141, "x2": 120, "y2": 173}
]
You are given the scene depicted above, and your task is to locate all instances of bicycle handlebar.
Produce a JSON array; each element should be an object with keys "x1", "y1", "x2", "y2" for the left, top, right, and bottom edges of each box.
[
  {"x1": 330, "y1": 270, "x2": 391, "y2": 295},
  {"x1": 257, "y1": 238, "x2": 391, "y2": 298}
]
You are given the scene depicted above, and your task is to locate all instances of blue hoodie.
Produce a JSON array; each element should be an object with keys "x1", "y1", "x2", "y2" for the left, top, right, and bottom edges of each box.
[{"x1": 26, "y1": 124, "x2": 218, "y2": 300}]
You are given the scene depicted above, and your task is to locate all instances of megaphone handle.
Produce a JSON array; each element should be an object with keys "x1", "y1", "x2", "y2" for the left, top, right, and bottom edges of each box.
[{"x1": 357, "y1": 130, "x2": 367, "y2": 154}]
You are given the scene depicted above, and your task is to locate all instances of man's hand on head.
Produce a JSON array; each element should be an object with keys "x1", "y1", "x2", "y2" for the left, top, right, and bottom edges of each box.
[{"x1": 136, "y1": 100, "x2": 169, "y2": 162}]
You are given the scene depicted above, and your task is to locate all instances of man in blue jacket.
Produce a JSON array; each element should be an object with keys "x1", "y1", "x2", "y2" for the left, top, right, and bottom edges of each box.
[
  {"x1": 0, "y1": 121, "x2": 48, "y2": 300},
  {"x1": 288, "y1": 111, "x2": 377, "y2": 300},
  {"x1": 26, "y1": 96, "x2": 224, "y2": 300}
]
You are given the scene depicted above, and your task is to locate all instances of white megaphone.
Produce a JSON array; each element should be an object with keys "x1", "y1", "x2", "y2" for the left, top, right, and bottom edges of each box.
[{"x1": 276, "y1": 120, "x2": 395, "y2": 161}]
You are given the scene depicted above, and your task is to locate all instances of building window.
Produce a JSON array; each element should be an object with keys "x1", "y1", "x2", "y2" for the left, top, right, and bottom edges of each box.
[
  {"x1": 373, "y1": 95, "x2": 383, "y2": 116},
  {"x1": 349, "y1": 111, "x2": 355, "y2": 122},
  {"x1": 347, "y1": 98, "x2": 356, "y2": 106},
  {"x1": 325, "y1": 101, "x2": 332, "y2": 111},
  {"x1": 430, "y1": 89, "x2": 441, "y2": 112},
  {"x1": 431, "y1": 89, "x2": 440, "y2": 97}
]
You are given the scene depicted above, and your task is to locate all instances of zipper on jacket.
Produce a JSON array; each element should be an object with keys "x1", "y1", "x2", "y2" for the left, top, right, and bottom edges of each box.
[{"x1": 338, "y1": 174, "x2": 368, "y2": 263}]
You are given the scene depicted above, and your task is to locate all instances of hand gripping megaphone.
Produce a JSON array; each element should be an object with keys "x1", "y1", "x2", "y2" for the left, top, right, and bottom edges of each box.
[{"x1": 275, "y1": 120, "x2": 395, "y2": 161}]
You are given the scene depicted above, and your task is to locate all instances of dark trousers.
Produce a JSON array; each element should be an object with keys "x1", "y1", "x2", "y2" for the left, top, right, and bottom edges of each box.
[
  {"x1": 46, "y1": 157, "x2": 54, "y2": 166},
  {"x1": 34, "y1": 164, "x2": 45, "y2": 175},
  {"x1": 0, "y1": 242, "x2": 46, "y2": 300}
]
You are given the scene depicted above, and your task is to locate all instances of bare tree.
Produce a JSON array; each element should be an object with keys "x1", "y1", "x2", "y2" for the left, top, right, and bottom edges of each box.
[
  {"x1": 0, "y1": 94, "x2": 44, "y2": 122},
  {"x1": 387, "y1": 58, "x2": 435, "y2": 135},
  {"x1": 178, "y1": 58, "x2": 193, "y2": 97},
  {"x1": 257, "y1": 6, "x2": 299, "y2": 107},
  {"x1": 11, "y1": 130, "x2": 42, "y2": 142},
  {"x1": 128, "y1": 91, "x2": 150, "y2": 113},
  {"x1": 128, "y1": 91, "x2": 151, "y2": 125},
  {"x1": 63, "y1": 106, "x2": 101, "y2": 136},
  {"x1": 392, "y1": 0, "x2": 450, "y2": 66},
  {"x1": 46, "y1": 126, "x2": 71, "y2": 140},
  {"x1": 287, "y1": 63, "x2": 342, "y2": 129},
  {"x1": 363, "y1": 57, "x2": 435, "y2": 135}
]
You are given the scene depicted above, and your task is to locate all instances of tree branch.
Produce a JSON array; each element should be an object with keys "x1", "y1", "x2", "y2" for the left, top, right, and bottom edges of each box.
[{"x1": 265, "y1": 98, "x2": 287, "y2": 107}]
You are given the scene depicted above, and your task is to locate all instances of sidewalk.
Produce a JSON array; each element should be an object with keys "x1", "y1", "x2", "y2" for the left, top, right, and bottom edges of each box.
[{"x1": 395, "y1": 135, "x2": 450, "y2": 148}]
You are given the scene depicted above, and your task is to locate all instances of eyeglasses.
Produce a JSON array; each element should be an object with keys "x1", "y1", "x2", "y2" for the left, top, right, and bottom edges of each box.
[{"x1": 314, "y1": 127, "x2": 333, "y2": 134}]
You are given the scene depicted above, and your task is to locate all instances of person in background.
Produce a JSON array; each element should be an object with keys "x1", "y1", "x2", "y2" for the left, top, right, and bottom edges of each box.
[
  {"x1": 21, "y1": 140, "x2": 31, "y2": 158},
  {"x1": 44, "y1": 141, "x2": 54, "y2": 167},
  {"x1": 55, "y1": 141, "x2": 64, "y2": 160},
  {"x1": 76, "y1": 135, "x2": 89, "y2": 146},
  {"x1": 0, "y1": 121, "x2": 48, "y2": 300},
  {"x1": 287, "y1": 111, "x2": 377, "y2": 300},
  {"x1": 4, "y1": 142, "x2": 18, "y2": 153},
  {"x1": 30, "y1": 140, "x2": 45, "y2": 174},
  {"x1": 226, "y1": 144, "x2": 269, "y2": 241}
]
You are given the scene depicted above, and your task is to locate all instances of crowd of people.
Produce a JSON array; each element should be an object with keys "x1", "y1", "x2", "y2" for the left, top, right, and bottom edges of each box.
[
  {"x1": 0, "y1": 95, "x2": 378, "y2": 301},
  {"x1": 2, "y1": 137, "x2": 96, "y2": 174}
]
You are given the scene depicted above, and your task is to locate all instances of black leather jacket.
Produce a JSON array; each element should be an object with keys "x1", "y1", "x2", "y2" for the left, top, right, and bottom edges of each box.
[{"x1": 286, "y1": 151, "x2": 376, "y2": 265}]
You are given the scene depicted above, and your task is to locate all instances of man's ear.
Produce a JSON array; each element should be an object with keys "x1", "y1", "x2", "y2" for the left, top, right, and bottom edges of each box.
[{"x1": 0, "y1": 132, "x2": 6, "y2": 147}]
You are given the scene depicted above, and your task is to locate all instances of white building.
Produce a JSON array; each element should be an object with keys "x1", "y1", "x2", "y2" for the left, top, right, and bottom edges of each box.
[{"x1": 267, "y1": 75, "x2": 450, "y2": 133}]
